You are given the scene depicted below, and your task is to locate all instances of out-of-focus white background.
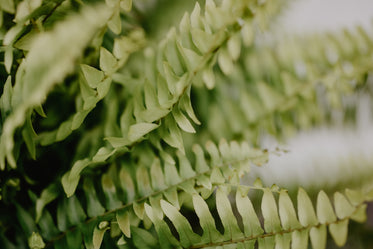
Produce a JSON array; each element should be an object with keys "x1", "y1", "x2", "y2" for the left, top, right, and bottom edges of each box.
[
  {"x1": 249, "y1": 0, "x2": 373, "y2": 189},
  {"x1": 280, "y1": 0, "x2": 373, "y2": 33}
]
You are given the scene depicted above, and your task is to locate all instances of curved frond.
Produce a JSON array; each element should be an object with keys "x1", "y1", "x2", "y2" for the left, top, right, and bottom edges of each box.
[
  {"x1": 142, "y1": 185, "x2": 373, "y2": 249},
  {"x1": 193, "y1": 25, "x2": 373, "y2": 143},
  {"x1": 38, "y1": 140, "x2": 268, "y2": 247},
  {"x1": 61, "y1": 0, "x2": 284, "y2": 197}
]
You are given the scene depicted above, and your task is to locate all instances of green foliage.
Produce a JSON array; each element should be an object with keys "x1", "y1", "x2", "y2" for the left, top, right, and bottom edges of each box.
[{"x1": 0, "y1": 0, "x2": 373, "y2": 249}]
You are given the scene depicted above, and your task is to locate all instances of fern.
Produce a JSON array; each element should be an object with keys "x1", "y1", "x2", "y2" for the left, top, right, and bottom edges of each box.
[{"x1": 1, "y1": 0, "x2": 373, "y2": 249}]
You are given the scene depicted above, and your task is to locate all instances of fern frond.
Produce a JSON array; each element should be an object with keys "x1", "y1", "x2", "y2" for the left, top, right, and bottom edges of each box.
[
  {"x1": 145, "y1": 185, "x2": 373, "y2": 249},
  {"x1": 38, "y1": 140, "x2": 268, "y2": 248},
  {"x1": 61, "y1": 0, "x2": 284, "y2": 197},
  {"x1": 35, "y1": 28, "x2": 146, "y2": 146},
  {"x1": 0, "y1": 4, "x2": 113, "y2": 169},
  {"x1": 0, "y1": 0, "x2": 137, "y2": 169},
  {"x1": 193, "y1": 25, "x2": 373, "y2": 144}
]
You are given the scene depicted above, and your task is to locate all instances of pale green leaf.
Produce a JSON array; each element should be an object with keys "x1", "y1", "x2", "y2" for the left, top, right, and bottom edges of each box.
[
  {"x1": 128, "y1": 122, "x2": 159, "y2": 142},
  {"x1": 297, "y1": 188, "x2": 318, "y2": 227},
  {"x1": 3, "y1": 25, "x2": 23, "y2": 45},
  {"x1": 350, "y1": 204, "x2": 367, "y2": 223},
  {"x1": 210, "y1": 168, "x2": 225, "y2": 184},
  {"x1": 310, "y1": 225, "x2": 327, "y2": 249},
  {"x1": 92, "y1": 147, "x2": 116, "y2": 162},
  {"x1": 334, "y1": 192, "x2": 355, "y2": 219},
  {"x1": 278, "y1": 190, "x2": 301, "y2": 230},
  {"x1": 190, "y1": 2, "x2": 201, "y2": 29},
  {"x1": 133, "y1": 201, "x2": 145, "y2": 220},
  {"x1": 93, "y1": 224, "x2": 109, "y2": 249},
  {"x1": 218, "y1": 139, "x2": 232, "y2": 161},
  {"x1": 72, "y1": 110, "x2": 91, "y2": 130},
  {"x1": 216, "y1": 188, "x2": 243, "y2": 240},
  {"x1": 140, "y1": 108, "x2": 170, "y2": 123},
  {"x1": 100, "y1": 47, "x2": 118, "y2": 75},
  {"x1": 191, "y1": 28, "x2": 214, "y2": 53},
  {"x1": 116, "y1": 210, "x2": 131, "y2": 238},
  {"x1": 196, "y1": 174, "x2": 212, "y2": 190},
  {"x1": 113, "y1": 37, "x2": 132, "y2": 61},
  {"x1": 56, "y1": 120, "x2": 73, "y2": 141},
  {"x1": 261, "y1": 189, "x2": 281, "y2": 233},
  {"x1": 193, "y1": 144, "x2": 209, "y2": 173},
  {"x1": 329, "y1": 220, "x2": 348, "y2": 247},
  {"x1": 205, "y1": 141, "x2": 221, "y2": 166},
  {"x1": 117, "y1": 235, "x2": 126, "y2": 245},
  {"x1": 97, "y1": 77, "x2": 112, "y2": 99},
  {"x1": 179, "y1": 179, "x2": 197, "y2": 195},
  {"x1": 105, "y1": 137, "x2": 130, "y2": 148},
  {"x1": 316, "y1": 190, "x2": 336, "y2": 224},
  {"x1": 4, "y1": 47, "x2": 12, "y2": 73},
  {"x1": 291, "y1": 230, "x2": 308, "y2": 249},
  {"x1": 192, "y1": 194, "x2": 221, "y2": 243},
  {"x1": 62, "y1": 159, "x2": 91, "y2": 197},
  {"x1": 161, "y1": 200, "x2": 200, "y2": 247},
  {"x1": 218, "y1": 48, "x2": 234, "y2": 75},
  {"x1": 253, "y1": 178, "x2": 263, "y2": 188},
  {"x1": 81, "y1": 64, "x2": 104, "y2": 88},
  {"x1": 164, "y1": 187, "x2": 180, "y2": 210},
  {"x1": 149, "y1": 195, "x2": 164, "y2": 220},
  {"x1": 227, "y1": 33, "x2": 241, "y2": 61},
  {"x1": 172, "y1": 108, "x2": 196, "y2": 133},
  {"x1": 177, "y1": 43, "x2": 202, "y2": 71},
  {"x1": 162, "y1": 116, "x2": 185, "y2": 153},
  {"x1": 202, "y1": 67, "x2": 215, "y2": 89},
  {"x1": 28, "y1": 232, "x2": 45, "y2": 249},
  {"x1": 180, "y1": 93, "x2": 201, "y2": 125}
]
